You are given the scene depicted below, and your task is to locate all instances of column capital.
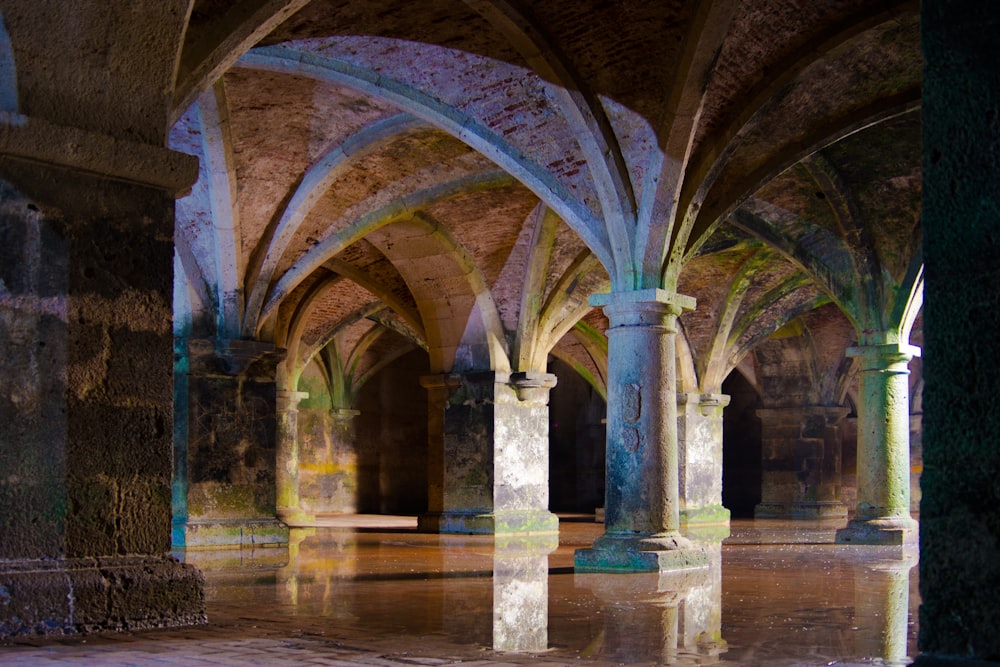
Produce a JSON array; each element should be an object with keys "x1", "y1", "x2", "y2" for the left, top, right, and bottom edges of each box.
[
  {"x1": 590, "y1": 289, "x2": 696, "y2": 331},
  {"x1": 419, "y1": 373, "x2": 463, "y2": 390},
  {"x1": 510, "y1": 371, "x2": 558, "y2": 404},
  {"x1": 276, "y1": 390, "x2": 309, "y2": 412},
  {"x1": 0, "y1": 114, "x2": 199, "y2": 196},
  {"x1": 590, "y1": 288, "x2": 696, "y2": 313},
  {"x1": 678, "y1": 392, "x2": 731, "y2": 417},
  {"x1": 186, "y1": 338, "x2": 287, "y2": 377},
  {"x1": 330, "y1": 407, "x2": 361, "y2": 420},
  {"x1": 847, "y1": 342, "x2": 921, "y2": 370}
]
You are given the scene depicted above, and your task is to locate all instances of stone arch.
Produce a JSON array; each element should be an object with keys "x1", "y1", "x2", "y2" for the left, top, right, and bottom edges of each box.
[{"x1": 364, "y1": 214, "x2": 508, "y2": 374}]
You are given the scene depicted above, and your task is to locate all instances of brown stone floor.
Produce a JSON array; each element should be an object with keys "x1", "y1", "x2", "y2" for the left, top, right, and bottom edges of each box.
[{"x1": 0, "y1": 517, "x2": 919, "y2": 666}]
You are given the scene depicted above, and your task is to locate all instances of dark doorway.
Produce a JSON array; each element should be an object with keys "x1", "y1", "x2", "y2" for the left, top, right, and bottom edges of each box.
[
  {"x1": 355, "y1": 348, "x2": 429, "y2": 514},
  {"x1": 547, "y1": 357, "x2": 606, "y2": 513},
  {"x1": 722, "y1": 370, "x2": 763, "y2": 518}
]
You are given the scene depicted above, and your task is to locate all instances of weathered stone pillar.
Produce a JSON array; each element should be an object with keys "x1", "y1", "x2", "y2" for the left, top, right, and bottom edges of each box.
[
  {"x1": 418, "y1": 370, "x2": 559, "y2": 534},
  {"x1": 755, "y1": 406, "x2": 850, "y2": 519},
  {"x1": 575, "y1": 289, "x2": 706, "y2": 572},
  {"x1": 678, "y1": 393, "x2": 731, "y2": 529},
  {"x1": 173, "y1": 338, "x2": 289, "y2": 549},
  {"x1": 0, "y1": 134, "x2": 204, "y2": 635},
  {"x1": 275, "y1": 389, "x2": 310, "y2": 525},
  {"x1": 837, "y1": 343, "x2": 919, "y2": 545},
  {"x1": 300, "y1": 407, "x2": 362, "y2": 515}
]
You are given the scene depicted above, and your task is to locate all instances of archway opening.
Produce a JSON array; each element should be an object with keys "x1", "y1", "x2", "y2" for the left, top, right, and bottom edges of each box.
[
  {"x1": 547, "y1": 357, "x2": 606, "y2": 514},
  {"x1": 722, "y1": 369, "x2": 762, "y2": 518}
]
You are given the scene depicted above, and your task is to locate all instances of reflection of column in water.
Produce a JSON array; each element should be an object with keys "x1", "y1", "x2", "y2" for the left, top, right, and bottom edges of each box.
[
  {"x1": 680, "y1": 540, "x2": 727, "y2": 662},
  {"x1": 580, "y1": 563, "x2": 719, "y2": 665},
  {"x1": 493, "y1": 534, "x2": 559, "y2": 653},
  {"x1": 275, "y1": 528, "x2": 357, "y2": 620},
  {"x1": 854, "y1": 547, "x2": 918, "y2": 663}
]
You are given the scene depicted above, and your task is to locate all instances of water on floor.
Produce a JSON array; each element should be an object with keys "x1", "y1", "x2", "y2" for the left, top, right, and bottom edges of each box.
[{"x1": 0, "y1": 517, "x2": 920, "y2": 666}]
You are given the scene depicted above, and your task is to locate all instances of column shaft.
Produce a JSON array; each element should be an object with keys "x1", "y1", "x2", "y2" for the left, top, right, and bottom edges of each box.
[
  {"x1": 837, "y1": 343, "x2": 919, "y2": 544},
  {"x1": 275, "y1": 389, "x2": 310, "y2": 524},
  {"x1": 678, "y1": 393, "x2": 731, "y2": 530}
]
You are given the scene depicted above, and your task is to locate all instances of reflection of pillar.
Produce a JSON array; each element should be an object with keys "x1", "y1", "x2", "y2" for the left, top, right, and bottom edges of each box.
[
  {"x1": 909, "y1": 412, "x2": 922, "y2": 515},
  {"x1": 853, "y1": 549, "x2": 917, "y2": 663},
  {"x1": 678, "y1": 540, "x2": 726, "y2": 663},
  {"x1": 275, "y1": 390, "x2": 309, "y2": 525},
  {"x1": 174, "y1": 338, "x2": 289, "y2": 549},
  {"x1": 755, "y1": 406, "x2": 849, "y2": 519},
  {"x1": 837, "y1": 343, "x2": 919, "y2": 545},
  {"x1": 274, "y1": 528, "x2": 356, "y2": 620},
  {"x1": 419, "y1": 371, "x2": 559, "y2": 534},
  {"x1": 493, "y1": 534, "x2": 559, "y2": 653},
  {"x1": 678, "y1": 393, "x2": 731, "y2": 529},
  {"x1": 581, "y1": 565, "x2": 718, "y2": 664},
  {"x1": 576, "y1": 289, "x2": 707, "y2": 572}
]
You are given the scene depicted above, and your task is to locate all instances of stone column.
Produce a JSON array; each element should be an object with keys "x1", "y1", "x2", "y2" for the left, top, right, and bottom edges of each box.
[
  {"x1": 275, "y1": 389, "x2": 310, "y2": 525},
  {"x1": 678, "y1": 393, "x2": 731, "y2": 530},
  {"x1": 174, "y1": 338, "x2": 290, "y2": 549},
  {"x1": 837, "y1": 343, "x2": 920, "y2": 545},
  {"x1": 418, "y1": 370, "x2": 559, "y2": 534},
  {"x1": 575, "y1": 289, "x2": 706, "y2": 572},
  {"x1": 755, "y1": 406, "x2": 850, "y2": 519},
  {"x1": 0, "y1": 131, "x2": 204, "y2": 635},
  {"x1": 301, "y1": 407, "x2": 362, "y2": 515}
]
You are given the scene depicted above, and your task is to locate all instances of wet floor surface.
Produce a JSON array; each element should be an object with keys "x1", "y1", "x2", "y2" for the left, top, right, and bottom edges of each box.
[{"x1": 0, "y1": 517, "x2": 920, "y2": 666}]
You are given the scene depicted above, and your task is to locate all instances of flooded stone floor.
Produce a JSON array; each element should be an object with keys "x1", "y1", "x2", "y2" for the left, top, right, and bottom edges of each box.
[{"x1": 0, "y1": 517, "x2": 920, "y2": 666}]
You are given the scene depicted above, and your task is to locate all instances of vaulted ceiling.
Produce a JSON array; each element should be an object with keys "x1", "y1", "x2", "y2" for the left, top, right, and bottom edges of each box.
[{"x1": 169, "y1": 0, "x2": 922, "y2": 396}]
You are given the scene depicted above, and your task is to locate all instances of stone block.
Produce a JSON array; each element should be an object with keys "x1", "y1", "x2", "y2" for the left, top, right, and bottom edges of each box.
[{"x1": 0, "y1": 557, "x2": 205, "y2": 637}]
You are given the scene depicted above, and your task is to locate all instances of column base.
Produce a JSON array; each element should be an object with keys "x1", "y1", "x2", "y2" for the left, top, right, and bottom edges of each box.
[
  {"x1": 276, "y1": 508, "x2": 317, "y2": 527},
  {"x1": 172, "y1": 517, "x2": 290, "y2": 549},
  {"x1": 0, "y1": 556, "x2": 205, "y2": 638},
  {"x1": 574, "y1": 533, "x2": 709, "y2": 573},
  {"x1": 680, "y1": 505, "x2": 732, "y2": 541},
  {"x1": 836, "y1": 516, "x2": 919, "y2": 545},
  {"x1": 680, "y1": 504, "x2": 732, "y2": 526},
  {"x1": 793, "y1": 501, "x2": 849, "y2": 519},
  {"x1": 755, "y1": 501, "x2": 848, "y2": 519},
  {"x1": 418, "y1": 510, "x2": 559, "y2": 535}
]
